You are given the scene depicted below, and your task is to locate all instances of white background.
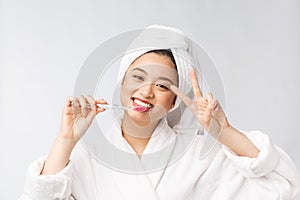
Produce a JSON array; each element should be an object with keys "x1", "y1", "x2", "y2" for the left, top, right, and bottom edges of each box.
[{"x1": 1, "y1": 0, "x2": 300, "y2": 199}]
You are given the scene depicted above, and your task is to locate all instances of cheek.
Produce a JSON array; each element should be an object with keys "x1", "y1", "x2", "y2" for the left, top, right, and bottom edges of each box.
[
  {"x1": 157, "y1": 93, "x2": 175, "y2": 110},
  {"x1": 120, "y1": 80, "x2": 140, "y2": 105}
]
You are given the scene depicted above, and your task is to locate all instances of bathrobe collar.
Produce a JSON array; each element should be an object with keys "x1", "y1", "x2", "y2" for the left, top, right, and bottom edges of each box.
[{"x1": 105, "y1": 117, "x2": 176, "y2": 155}]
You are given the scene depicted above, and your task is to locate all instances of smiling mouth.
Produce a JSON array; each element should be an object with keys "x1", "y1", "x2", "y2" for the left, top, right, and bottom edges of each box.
[{"x1": 131, "y1": 98, "x2": 154, "y2": 112}]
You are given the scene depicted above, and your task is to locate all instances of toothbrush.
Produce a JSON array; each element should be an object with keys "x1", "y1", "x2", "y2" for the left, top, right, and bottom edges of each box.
[
  {"x1": 96, "y1": 104, "x2": 151, "y2": 112},
  {"x1": 89, "y1": 104, "x2": 132, "y2": 110},
  {"x1": 73, "y1": 103, "x2": 143, "y2": 111}
]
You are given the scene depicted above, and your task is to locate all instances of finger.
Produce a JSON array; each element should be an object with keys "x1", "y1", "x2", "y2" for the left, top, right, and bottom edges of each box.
[
  {"x1": 212, "y1": 99, "x2": 219, "y2": 111},
  {"x1": 170, "y1": 85, "x2": 193, "y2": 106},
  {"x1": 95, "y1": 99, "x2": 107, "y2": 113},
  {"x1": 78, "y1": 95, "x2": 88, "y2": 115},
  {"x1": 206, "y1": 99, "x2": 218, "y2": 114},
  {"x1": 70, "y1": 97, "x2": 81, "y2": 115},
  {"x1": 85, "y1": 106, "x2": 96, "y2": 124},
  {"x1": 71, "y1": 106, "x2": 81, "y2": 115},
  {"x1": 206, "y1": 92, "x2": 213, "y2": 104},
  {"x1": 96, "y1": 108, "x2": 106, "y2": 114},
  {"x1": 199, "y1": 98, "x2": 208, "y2": 106},
  {"x1": 65, "y1": 96, "x2": 73, "y2": 107},
  {"x1": 190, "y1": 69, "x2": 203, "y2": 100},
  {"x1": 73, "y1": 97, "x2": 80, "y2": 107},
  {"x1": 95, "y1": 99, "x2": 107, "y2": 104},
  {"x1": 85, "y1": 95, "x2": 96, "y2": 111},
  {"x1": 199, "y1": 104, "x2": 207, "y2": 111}
]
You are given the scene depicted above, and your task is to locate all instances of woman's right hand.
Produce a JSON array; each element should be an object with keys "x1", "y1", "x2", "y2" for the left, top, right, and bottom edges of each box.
[
  {"x1": 59, "y1": 95, "x2": 107, "y2": 144},
  {"x1": 41, "y1": 95, "x2": 106, "y2": 175}
]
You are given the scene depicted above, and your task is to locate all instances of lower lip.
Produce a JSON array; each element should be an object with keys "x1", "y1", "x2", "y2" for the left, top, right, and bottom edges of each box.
[
  {"x1": 134, "y1": 106, "x2": 150, "y2": 112},
  {"x1": 131, "y1": 99, "x2": 152, "y2": 112}
]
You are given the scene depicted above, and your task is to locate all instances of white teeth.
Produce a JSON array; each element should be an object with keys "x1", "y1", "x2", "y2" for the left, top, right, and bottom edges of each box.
[{"x1": 133, "y1": 99, "x2": 152, "y2": 108}]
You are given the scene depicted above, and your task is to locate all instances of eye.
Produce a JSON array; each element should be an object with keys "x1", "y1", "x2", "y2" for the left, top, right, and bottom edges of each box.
[
  {"x1": 156, "y1": 83, "x2": 169, "y2": 90},
  {"x1": 132, "y1": 75, "x2": 144, "y2": 81}
]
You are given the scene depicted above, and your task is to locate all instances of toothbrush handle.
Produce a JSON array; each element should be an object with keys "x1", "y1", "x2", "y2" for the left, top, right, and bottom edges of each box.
[
  {"x1": 96, "y1": 104, "x2": 130, "y2": 110},
  {"x1": 80, "y1": 104, "x2": 130, "y2": 110}
]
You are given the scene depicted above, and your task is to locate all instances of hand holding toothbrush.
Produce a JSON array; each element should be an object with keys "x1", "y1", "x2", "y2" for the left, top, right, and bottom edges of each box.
[{"x1": 41, "y1": 95, "x2": 108, "y2": 175}]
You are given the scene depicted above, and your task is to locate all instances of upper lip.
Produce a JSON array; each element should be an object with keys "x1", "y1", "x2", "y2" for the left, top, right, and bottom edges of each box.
[{"x1": 131, "y1": 97, "x2": 154, "y2": 107}]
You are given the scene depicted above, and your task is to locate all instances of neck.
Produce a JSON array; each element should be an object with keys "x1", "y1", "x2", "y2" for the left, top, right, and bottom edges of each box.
[
  {"x1": 122, "y1": 132, "x2": 150, "y2": 157},
  {"x1": 121, "y1": 113, "x2": 160, "y2": 156}
]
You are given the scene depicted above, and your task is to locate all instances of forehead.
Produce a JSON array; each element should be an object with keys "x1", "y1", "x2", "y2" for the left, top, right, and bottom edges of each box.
[
  {"x1": 128, "y1": 53, "x2": 176, "y2": 71},
  {"x1": 128, "y1": 64, "x2": 178, "y2": 80}
]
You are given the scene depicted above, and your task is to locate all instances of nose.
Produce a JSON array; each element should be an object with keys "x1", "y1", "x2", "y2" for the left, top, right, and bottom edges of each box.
[{"x1": 139, "y1": 83, "x2": 154, "y2": 98}]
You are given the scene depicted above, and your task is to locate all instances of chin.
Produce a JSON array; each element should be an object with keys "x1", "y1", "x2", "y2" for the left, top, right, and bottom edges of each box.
[{"x1": 126, "y1": 110, "x2": 152, "y2": 126}]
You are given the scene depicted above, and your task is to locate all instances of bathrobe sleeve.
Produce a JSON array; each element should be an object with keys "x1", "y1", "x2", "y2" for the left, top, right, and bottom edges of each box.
[
  {"x1": 221, "y1": 130, "x2": 300, "y2": 199},
  {"x1": 19, "y1": 156, "x2": 74, "y2": 200}
]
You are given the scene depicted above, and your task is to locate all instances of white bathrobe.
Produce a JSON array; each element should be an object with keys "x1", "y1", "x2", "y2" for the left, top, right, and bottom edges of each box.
[{"x1": 20, "y1": 118, "x2": 300, "y2": 200}]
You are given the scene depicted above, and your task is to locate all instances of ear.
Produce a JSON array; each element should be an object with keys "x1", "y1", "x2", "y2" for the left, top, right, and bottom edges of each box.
[
  {"x1": 120, "y1": 71, "x2": 128, "y2": 85},
  {"x1": 120, "y1": 76, "x2": 125, "y2": 85},
  {"x1": 172, "y1": 96, "x2": 177, "y2": 105}
]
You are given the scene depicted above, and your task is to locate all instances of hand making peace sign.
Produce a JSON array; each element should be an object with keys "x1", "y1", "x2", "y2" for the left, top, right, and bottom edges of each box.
[{"x1": 170, "y1": 69, "x2": 229, "y2": 138}]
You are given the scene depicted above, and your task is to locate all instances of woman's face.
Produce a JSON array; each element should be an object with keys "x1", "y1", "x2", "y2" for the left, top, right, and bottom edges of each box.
[{"x1": 121, "y1": 53, "x2": 178, "y2": 126}]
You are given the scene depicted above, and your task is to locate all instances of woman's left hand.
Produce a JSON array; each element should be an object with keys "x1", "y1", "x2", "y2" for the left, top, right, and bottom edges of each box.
[{"x1": 170, "y1": 69, "x2": 229, "y2": 138}]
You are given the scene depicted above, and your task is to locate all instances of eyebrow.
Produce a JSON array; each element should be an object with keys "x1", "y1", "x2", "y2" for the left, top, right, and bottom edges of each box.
[
  {"x1": 157, "y1": 77, "x2": 176, "y2": 85},
  {"x1": 132, "y1": 68, "x2": 147, "y2": 74},
  {"x1": 132, "y1": 67, "x2": 176, "y2": 85}
]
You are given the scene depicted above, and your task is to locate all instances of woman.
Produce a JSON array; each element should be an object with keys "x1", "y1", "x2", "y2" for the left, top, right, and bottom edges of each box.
[{"x1": 20, "y1": 25, "x2": 300, "y2": 199}]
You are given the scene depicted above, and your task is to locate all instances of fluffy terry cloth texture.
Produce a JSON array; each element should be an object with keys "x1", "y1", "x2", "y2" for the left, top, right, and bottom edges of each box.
[{"x1": 20, "y1": 122, "x2": 300, "y2": 199}]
